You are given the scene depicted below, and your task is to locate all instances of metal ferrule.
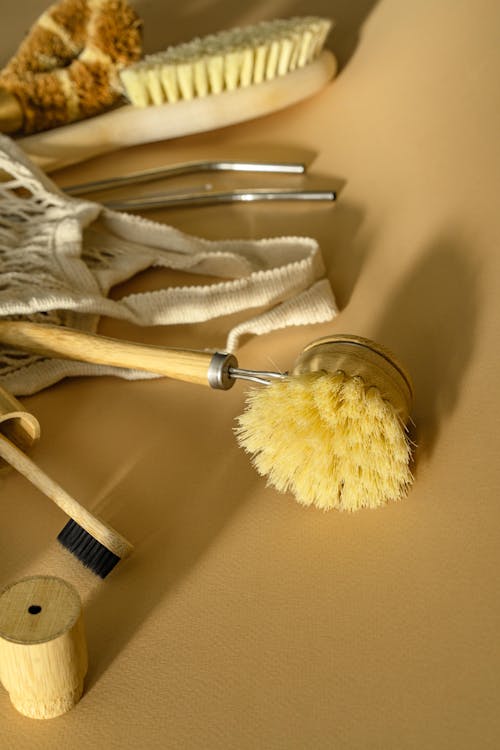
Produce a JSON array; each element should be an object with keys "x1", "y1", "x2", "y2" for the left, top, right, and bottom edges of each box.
[{"x1": 207, "y1": 352, "x2": 239, "y2": 390}]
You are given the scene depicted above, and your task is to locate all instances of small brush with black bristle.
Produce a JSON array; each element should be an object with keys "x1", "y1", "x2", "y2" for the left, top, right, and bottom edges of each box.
[
  {"x1": 57, "y1": 519, "x2": 123, "y2": 579},
  {"x1": 0, "y1": 432, "x2": 133, "y2": 578}
]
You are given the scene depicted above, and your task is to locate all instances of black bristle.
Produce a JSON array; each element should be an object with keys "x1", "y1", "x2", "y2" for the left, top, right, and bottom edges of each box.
[{"x1": 57, "y1": 519, "x2": 121, "y2": 579}]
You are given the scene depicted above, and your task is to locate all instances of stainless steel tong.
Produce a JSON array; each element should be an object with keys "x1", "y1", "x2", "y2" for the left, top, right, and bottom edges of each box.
[{"x1": 63, "y1": 159, "x2": 336, "y2": 211}]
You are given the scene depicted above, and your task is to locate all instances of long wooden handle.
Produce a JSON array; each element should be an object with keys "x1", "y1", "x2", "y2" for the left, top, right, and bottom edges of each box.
[
  {"x1": 0, "y1": 321, "x2": 214, "y2": 386},
  {"x1": 0, "y1": 433, "x2": 132, "y2": 559},
  {"x1": 17, "y1": 51, "x2": 336, "y2": 172}
]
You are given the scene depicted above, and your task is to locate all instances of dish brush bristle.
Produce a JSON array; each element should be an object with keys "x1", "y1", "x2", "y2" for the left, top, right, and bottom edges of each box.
[
  {"x1": 235, "y1": 371, "x2": 413, "y2": 512},
  {"x1": 120, "y1": 16, "x2": 333, "y2": 106}
]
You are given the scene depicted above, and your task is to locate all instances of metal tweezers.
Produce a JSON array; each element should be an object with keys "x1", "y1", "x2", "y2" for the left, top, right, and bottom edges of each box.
[{"x1": 64, "y1": 160, "x2": 336, "y2": 211}]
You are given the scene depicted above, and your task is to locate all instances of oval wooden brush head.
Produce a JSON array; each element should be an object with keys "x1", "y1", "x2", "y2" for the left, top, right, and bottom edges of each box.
[
  {"x1": 235, "y1": 334, "x2": 414, "y2": 512},
  {"x1": 293, "y1": 334, "x2": 413, "y2": 421}
]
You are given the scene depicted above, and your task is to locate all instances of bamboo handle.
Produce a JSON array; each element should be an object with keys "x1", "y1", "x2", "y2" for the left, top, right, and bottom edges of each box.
[
  {"x1": 0, "y1": 576, "x2": 88, "y2": 719},
  {"x1": 17, "y1": 51, "x2": 336, "y2": 172},
  {"x1": 0, "y1": 383, "x2": 40, "y2": 462},
  {"x1": 0, "y1": 321, "x2": 214, "y2": 386},
  {"x1": 0, "y1": 433, "x2": 132, "y2": 559}
]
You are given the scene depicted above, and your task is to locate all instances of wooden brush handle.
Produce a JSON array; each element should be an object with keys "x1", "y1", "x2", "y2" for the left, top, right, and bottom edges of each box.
[
  {"x1": 0, "y1": 432, "x2": 132, "y2": 559},
  {"x1": 0, "y1": 320, "x2": 214, "y2": 386},
  {"x1": 17, "y1": 50, "x2": 336, "y2": 172},
  {"x1": 0, "y1": 383, "x2": 40, "y2": 458}
]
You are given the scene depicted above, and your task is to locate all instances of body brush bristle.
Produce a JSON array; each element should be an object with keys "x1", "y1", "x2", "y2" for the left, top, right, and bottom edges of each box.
[
  {"x1": 235, "y1": 336, "x2": 414, "y2": 512},
  {"x1": 120, "y1": 16, "x2": 332, "y2": 106}
]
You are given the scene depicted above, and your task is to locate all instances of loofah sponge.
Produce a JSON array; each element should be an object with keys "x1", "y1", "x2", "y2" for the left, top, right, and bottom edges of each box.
[{"x1": 0, "y1": 0, "x2": 142, "y2": 133}]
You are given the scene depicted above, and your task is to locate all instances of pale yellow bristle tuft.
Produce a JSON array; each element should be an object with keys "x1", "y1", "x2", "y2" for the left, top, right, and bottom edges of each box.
[
  {"x1": 120, "y1": 16, "x2": 333, "y2": 106},
  {"x1": 235, "y1": 371, "x2": 413, "y2": 512}
]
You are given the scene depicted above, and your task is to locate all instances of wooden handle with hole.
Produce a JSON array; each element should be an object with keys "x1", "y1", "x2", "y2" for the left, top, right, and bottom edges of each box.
[
  {"x1": 0, "y1": 576, "x2": 88, "y2": 719},
  {"x1": 0, "y1": 320, "x2": 214, "y2": 386},
  {"x1": 0, "y1": 433, "x2": 132, "y2": 559}
]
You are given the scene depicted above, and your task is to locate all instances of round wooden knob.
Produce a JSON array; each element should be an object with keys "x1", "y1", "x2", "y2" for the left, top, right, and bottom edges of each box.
[{"x1": 0, "y1": 576, "x2": 88, "y2": 719}]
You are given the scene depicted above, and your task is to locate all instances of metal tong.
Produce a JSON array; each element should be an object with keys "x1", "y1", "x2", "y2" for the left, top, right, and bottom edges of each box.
[{"x1": 63, "y1": 159, "x2": 336, "y2": 211}]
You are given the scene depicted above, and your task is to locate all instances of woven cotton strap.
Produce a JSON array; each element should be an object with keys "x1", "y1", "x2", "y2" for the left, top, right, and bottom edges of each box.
[{"x1": 0, "y1": 135, "x2": 337, "y2": 395}]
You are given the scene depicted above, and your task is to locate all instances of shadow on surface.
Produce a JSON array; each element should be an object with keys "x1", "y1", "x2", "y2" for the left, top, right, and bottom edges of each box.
[
  {"x1": 80, "y1": 383, "x2": 259, "y2": 689},
  {"x1": 373, "y1": 234, "x2": 481, "y2": 460}
]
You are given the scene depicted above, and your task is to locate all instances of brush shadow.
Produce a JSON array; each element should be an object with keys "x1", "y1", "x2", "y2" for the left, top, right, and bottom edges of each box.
[
  {"x1": 324, "y1": 197, "x2": 370, "y2": 309},
  {"x1": 0, "y1": 477, "x2": 58, "y2": 583},
  {"x1": 136, "y1": 0, "x2": 379, "y2": 72},
  {"x1": 372, "y1": 234, "x2": 481, "y2": 459},
  {"x1": 78, "y1": 196, "x2": 368, "y2": 686},
  {"x1": 79, "y1": 383, "x2": 258, "y2": 689}
]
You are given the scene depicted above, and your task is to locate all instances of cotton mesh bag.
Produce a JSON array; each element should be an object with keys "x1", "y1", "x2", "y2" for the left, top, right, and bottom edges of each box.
[{"x1": 0, "y1": 135, "x2": 337, "y2": 396}]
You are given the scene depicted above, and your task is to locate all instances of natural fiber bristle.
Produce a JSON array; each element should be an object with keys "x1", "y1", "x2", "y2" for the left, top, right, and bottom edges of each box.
[
  {"x1": 57, "y1": 519, "x2": 121, "y2": 578},
  {"x1": 0, "y1": 0, "x2": 142, "y2": 134},
  {"x1": 235, "y1": 371, "x2": 413, "y2": 512},
  {"x1": 120, "y1": 16, "x2": 332, "y2": 106}
]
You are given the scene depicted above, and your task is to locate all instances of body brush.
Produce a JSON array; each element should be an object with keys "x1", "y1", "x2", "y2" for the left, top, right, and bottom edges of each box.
[
  {"x1": 6, "y1": 10, "x2": 335, "y2": 171},
  {"x1": 0, "y1": 322, "x2": 414, "y2": 512}
]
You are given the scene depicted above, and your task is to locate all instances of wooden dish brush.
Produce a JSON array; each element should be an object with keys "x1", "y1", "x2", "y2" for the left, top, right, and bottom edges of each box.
[{"x1": 0, "y1": 322, "x2": 414, "y2": 512}]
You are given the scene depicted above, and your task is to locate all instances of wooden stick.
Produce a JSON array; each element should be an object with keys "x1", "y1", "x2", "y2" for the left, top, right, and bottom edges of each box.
[
  {"x1": 0, "y1": 320, "x2": 214, "y2": 386},
  {"x1": 0, "y1": 433, "x2": 133, "y2": 560},
  {"x1": 0, "y1": 576, "x2": 87, "y2": 719}
]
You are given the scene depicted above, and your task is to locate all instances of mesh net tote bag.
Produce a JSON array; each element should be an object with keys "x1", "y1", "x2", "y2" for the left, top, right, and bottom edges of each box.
[{"x1": 0, "y1": 135, "x2": 337, "y2": 395}]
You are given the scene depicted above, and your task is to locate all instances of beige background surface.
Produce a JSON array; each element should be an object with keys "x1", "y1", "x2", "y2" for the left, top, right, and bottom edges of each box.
[{"x1": 1, "y1": 0, "x2": 500, "y2": 747}]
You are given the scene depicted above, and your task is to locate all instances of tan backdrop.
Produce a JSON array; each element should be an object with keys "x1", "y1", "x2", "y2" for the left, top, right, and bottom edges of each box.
[{"x1": 1, "y1": 0, "x2": 499, "y2": 747}]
